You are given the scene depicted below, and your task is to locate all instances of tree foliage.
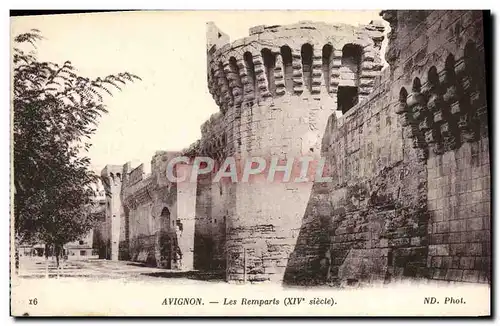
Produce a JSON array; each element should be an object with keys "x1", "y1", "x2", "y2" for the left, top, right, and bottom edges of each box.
[{"x1": 13, "y1": 29, "x2": 140, "y2": 251}]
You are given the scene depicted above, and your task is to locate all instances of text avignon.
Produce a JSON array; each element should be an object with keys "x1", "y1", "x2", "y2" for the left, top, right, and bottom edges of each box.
[{"x1": 162, "y1": 298, "x2": 204, "y2": 305}]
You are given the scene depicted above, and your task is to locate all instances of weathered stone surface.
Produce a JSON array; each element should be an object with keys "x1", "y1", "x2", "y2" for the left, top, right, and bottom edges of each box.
[
  {"x1": 283, "y1": 10, "x2": 489, "y2": 286},
  {"x1": 97, "y1": 11, "x2": 490, "y2": 286},
  {"x1": 99, "y1": 152, "x2": 197, "y2": 271}
]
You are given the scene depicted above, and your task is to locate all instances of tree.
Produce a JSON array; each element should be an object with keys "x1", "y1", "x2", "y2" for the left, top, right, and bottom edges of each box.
[{"x1": 13, "y1": 29, "x2": 141, "y2": 267}]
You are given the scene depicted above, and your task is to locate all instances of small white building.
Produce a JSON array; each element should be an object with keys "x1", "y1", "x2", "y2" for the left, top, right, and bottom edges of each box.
[{"x1": 65, "y1": 230, "x2": 99, "y2": 260}]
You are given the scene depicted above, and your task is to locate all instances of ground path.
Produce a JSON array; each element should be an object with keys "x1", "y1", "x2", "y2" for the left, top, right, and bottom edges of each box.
[{"x1": 16, "y1": 257, "x2": 223, "y2": 281}]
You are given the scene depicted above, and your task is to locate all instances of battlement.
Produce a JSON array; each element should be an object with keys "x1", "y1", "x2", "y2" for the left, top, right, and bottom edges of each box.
[
  {"x1": 180, "y1": 112, "x2": 226, "y2": 159},
  {"x1": 121, "y1": 173, "x2": 154, "y2": 210},
  {"x1": 101, "y1": 164, "x2": 123, "y2": 179},
  {"x1": 104, "y1": 151, "x2": 183, "y2": 210},
  {"x1": 199, "y1": 112, "x2": 226, "y2": 159},
  {"x1": 181, "y1": 140, "x2": 201, "y2": 157},
  {"x1": 200, "y1": 112, "x2": 223, "y2": 135},
  {"x1": 127, "y1": 163, "x2": 147, "y2": 186},
  {"x1": 101, "y1": 164, "x2": 125, "y2": 193},
  {"x1": 207, "y1": 20, "x2": 385, "y2": 113},
  {"x1": 207, "y1": 22, "x2": 230, "y2": 55},
  {"x1": 247, "y1": 20, "x2": 384, "y2": 36}
]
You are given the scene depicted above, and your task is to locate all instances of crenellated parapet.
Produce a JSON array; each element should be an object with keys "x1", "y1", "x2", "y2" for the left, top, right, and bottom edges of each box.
[
  {"x1": 181, "y1": 140, "x2": 201, "y2": 158},
  {"x1": 150, "y1": 151, "x2": 183, "y2": 191},
  {"x1": 198, "y1": 112, "x2": 227, "y2": 160},
  {"x1": 204, "y1": 20, "x2": 388, "y2": 282},
  {"x1": 394, "y1": 40, "x2": 487, "y2": 161},
  {"x1": 207, "y1": 21, "x2": 385, "y2": 112},
  {"x1": 117, "y1": 151, "x2": 186, "y2": 211},
  {"x1": 101, "y1": 165, "x2": 124, "y2": 197},
  {"x1": 122, "y1": 179, "x2": 155, "y2": 210},
  {"x1": 121, "y1": 163, "x2": 155, "y2": 211}
]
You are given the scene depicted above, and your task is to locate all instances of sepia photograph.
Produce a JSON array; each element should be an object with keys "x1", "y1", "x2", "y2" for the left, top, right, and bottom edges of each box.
[{"x1": 9, "y1": 9, "x2": 491, "y2": 317}]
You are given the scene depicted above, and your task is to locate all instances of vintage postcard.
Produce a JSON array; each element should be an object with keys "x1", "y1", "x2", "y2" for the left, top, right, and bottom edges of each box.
[{"x1": 10, "y1": 10, "x2": 491, "y2": 317}]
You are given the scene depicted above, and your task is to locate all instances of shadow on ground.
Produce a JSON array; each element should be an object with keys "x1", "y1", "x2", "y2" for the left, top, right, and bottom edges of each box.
[{"x1": 141, "y1": 270, "x2": 225, "y2": 282}]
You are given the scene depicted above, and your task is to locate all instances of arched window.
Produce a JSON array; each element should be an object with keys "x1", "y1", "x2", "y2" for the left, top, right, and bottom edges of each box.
[
  {"x1": 160, "y1": 207, "x2": 171, "y2": 229},
  {"x1": 301, "y1": 43, "x2": 313, "y2": 92},
  {"x1": 341, "y1": 44, "x2": 362, "y2": 83},
  {"x1": 428, "y1": 66, "x2": 439, "y2": 88},
  {"x1": 280, "y1": 45, "x2": 293, "y2": 93},
  {"x1": 243, "y1": 51, "x2": 256, "y2": 97},
  {"x1": 322, "y1": 44, "x2": 333, "y2": 93},
  {"x1": 412, "y1": 77, "x2": 422, "y2": 93},
  {"x1": 337, "y1": 44, "x2": 362, "y2": 114},
  {"x1": 229, "y1": 56, "x2": 240, "y2": 88},
  {"x1": 399, "y1": 87, "x2": 408, "y2": 103},
  {"x1": 397, "y1": 87, "x2": 408, "y2": 114},
  {"x1": 261, "y1": 48, "x2": 276, "y2": 95}
]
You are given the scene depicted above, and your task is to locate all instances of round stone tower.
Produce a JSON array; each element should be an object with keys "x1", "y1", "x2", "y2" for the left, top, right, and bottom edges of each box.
[{"x1": 206, "y1": 20, "x2": 385, "y2": 282}]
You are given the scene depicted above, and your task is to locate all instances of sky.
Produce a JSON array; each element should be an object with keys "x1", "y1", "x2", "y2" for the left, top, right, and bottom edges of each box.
[{"x1": 11, "y1": 10, "x2": 386, "y2": 174}]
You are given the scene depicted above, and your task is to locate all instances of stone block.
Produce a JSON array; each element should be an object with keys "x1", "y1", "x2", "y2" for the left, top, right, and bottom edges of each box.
[
  {"x1": 433, "y1": 268, "x2": 448, "y2": 280},
  {"x1": 445, "y1": 269, "x2": 464, "y2": 282},
  {"x1": 441, "y1": 256, "x2": 452, "y2": 269},
  {"x1": 450, "y1": 220, "x2": 466, "y2": 232},
  {"x1": 478, "y1": 271, "x2": 490, "y2": 284},
  {"x1": 462, "y1": 270, "x2": 479, "y2": 283},
  {"x1": 430, "y1": 256, "x2": 441, "y2": 268},
  {"x1": 467, "y1": 243, "x2": 483, "y2": 256},
  {"x1": 459, "y1": 257, "x2": 475, "y2": 269},
  {"x1": 448, "y1": 232, "x2": 461, "y2": 244},
  {"x1": 410, "y1": 237, "x2": 422, "y2": 246},
  {"x1": 466, "y1": 217, "x2": 483, "y2": 231},
  {"x1": 428, "y1": 244, "x2": 449, "y2": 256},
  {"x1": 449, "y1": 243, "x2": 467, "y2": 256}
]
